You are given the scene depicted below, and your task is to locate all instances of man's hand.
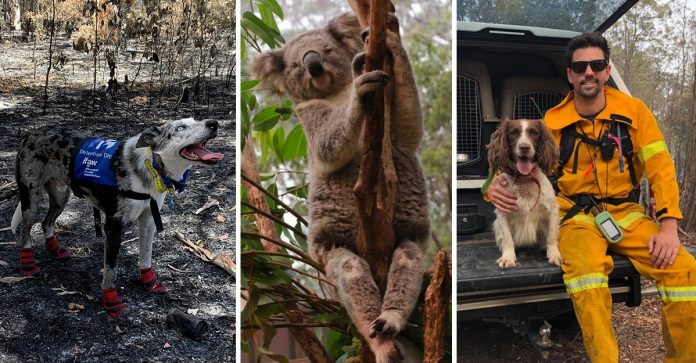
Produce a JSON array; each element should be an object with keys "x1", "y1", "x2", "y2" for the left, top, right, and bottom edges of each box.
[
  {"x1": 648, "y1": 218, "x2": 681, "y2": 269},
  {"x1": 488, "y1": 176, "x2": 517, "y2": 214}
]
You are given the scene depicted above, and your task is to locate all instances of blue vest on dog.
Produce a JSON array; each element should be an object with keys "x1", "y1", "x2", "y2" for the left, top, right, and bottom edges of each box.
[{"x1": 73, "y1": 138, "x2": 120, "y2": 188}]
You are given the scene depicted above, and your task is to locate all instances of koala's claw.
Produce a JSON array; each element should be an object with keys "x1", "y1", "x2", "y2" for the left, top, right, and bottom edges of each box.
[
  {"x1": 369, "y1": 319, "x2": 383, "y2": 338},
  {"x1": 356, "y1": 70, "x2": 389, "y2": 97},
  {"x1": 361, "y1": 14, "x2": 399, "y2": 44},
  {"x1": 352, "y1": 52, "x2": 366, "y2": 76},
  {"x1": 369, "y1": 310, "x2": 404, "y2": 338}
]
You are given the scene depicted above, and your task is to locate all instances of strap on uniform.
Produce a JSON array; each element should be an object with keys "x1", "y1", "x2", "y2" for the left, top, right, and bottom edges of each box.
[
  {"x1": 556, "y1": 115, "x2": 637, "y2": 186},
  {"x1": 560, "y1": 189, "x2": 640, "y2": 224}
]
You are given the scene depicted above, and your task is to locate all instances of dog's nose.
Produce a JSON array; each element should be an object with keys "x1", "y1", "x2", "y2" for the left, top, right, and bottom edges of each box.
[
  {"x1": 519, "y1": 144, "x2": 531, "y2": 154},
  {"x1": 303, "y1": 51, "x2": 324, "y2": 78},
  {"x1": 204, "y1": 119, "x2": 218, "y2": 131}
]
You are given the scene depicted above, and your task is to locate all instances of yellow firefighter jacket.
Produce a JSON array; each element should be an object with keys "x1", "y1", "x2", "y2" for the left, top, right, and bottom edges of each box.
[{"x1": 544, "y1": 86, "x2": 682, "y2": 224}]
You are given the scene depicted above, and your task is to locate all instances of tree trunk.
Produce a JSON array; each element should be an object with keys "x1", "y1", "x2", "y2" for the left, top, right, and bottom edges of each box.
[
  {"x1": 14, "y1": 0, "x2": 20, "y2": 31},
  {"x1": 347, "y1": 1, "x2": 397, "y2": 362},
  {"x1": 424, "y1": 251, "x2": 451, "y2": 363},
  {"x1": 348, "y1": 0, "x2": 397, "y2": 299},
  {"x1": 241, "y1": 135, "x2": 280, "y2": 252},
  {"x1": 42, "y1": 0, "x2": 55, "y2": 113},
  {"x1": 679, "y1": 60, "x2": 696, "y2": 233}
]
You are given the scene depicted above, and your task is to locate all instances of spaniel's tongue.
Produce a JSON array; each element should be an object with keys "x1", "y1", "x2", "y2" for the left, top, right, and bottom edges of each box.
[
  {"x1": 516, "y1": 159, "x2": 533, "y2": 176},
  {"x1": 188, "y1": 145, "x2": 224, "y2": 161}
]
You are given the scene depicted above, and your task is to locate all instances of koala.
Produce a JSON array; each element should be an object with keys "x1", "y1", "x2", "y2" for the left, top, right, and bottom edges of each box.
[{"x1": 251, "y1": 13, "x2": 430, "y2": 362}]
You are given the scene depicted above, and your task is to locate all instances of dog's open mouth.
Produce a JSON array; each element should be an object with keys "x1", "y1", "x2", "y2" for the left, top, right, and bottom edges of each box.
[
  {"x1": 180, "y1": 140, "x2": 224, "y2": 165},
  {"x1": 516, "y1": 156, "x2": 534, "y2": 176}
]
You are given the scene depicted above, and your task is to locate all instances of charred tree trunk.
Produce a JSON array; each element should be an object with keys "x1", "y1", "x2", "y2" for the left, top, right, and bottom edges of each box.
[
  {"x1": 679, "y1": 61, "x2": 696, "y2": 233},
  {"x1": 42, "y1": 0, "x2": 55, "y2": 113}
]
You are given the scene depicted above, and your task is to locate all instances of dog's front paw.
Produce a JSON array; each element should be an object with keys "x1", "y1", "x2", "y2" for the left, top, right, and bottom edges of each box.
[
  {"x1": 547, "y1": 248, "x2": 563, "y2": 267},
  {"x1": 369, "y1": 310, "x2": 406, "y2": 338},
  {"x1": 497, "y1": 254, "x2": 517, "y2": 269}
]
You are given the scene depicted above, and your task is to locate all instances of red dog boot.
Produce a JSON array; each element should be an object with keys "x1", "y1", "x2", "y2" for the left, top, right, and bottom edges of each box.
[
  {"x1": 140, "y1": 268, "x2": 170, "y2": 294},
  {"x1": 19, "y1": 248, "x2": 41, "y2": 276},
  {"x1": 45, "y1": 236, "x2": 70, "y2": 259},
  {"x1": 102, "y1": 288, "x2": 129, "y2": 318}
]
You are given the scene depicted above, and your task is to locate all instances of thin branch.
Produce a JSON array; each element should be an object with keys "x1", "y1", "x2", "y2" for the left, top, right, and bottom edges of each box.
[
  {"x1": 242, "y1": 172, "x2": 308, "y2": 225},
  {"x1": 241, "y1": 202, "x2": 306, "y2": 238}
]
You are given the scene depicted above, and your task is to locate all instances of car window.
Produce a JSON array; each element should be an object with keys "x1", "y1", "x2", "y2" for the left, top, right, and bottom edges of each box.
[{"x1": 457, "y1": 0, "x2": 636, "y2": 33}]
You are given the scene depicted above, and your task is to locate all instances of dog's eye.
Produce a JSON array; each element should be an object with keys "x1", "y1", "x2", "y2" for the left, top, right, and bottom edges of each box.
[
  {"x1": 527, "y1": 128, "x2": 539, "y2": 136},
  {"x1": 176, "y1": 126, "x2": 186, "y2": 131}
]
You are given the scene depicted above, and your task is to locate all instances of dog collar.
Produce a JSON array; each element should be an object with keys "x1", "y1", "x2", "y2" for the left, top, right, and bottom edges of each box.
[
  {"x1": 514, "y1": 168, "x2": 541, "y2": 211},
  {"x1": 144, "y1": 149, "x2": 189, "y2": 193}
]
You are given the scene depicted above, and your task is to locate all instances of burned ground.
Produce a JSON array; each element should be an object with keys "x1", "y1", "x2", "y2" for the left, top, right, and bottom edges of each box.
[{"x1": 0, "y1": 35, "x2": 235, "y2": 362}]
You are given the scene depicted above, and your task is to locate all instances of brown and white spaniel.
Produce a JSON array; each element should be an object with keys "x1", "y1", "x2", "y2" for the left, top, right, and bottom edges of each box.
[{"x1": 487, "y1": 119, "x2": 562, "y2": 269}]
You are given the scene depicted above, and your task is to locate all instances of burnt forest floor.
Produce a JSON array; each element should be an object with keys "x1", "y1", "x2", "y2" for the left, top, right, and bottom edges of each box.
[{"x1": 0, "y1": 34, "x2": 236, "y2": 362}]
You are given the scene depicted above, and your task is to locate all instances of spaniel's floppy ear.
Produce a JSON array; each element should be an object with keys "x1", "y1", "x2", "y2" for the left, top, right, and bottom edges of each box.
[
  {"x1": 487, "y1": 119, "x2": 511, "y2": 172},
  {"x1": 535, "y1": 120, "x2": 559, "y2": 175}
]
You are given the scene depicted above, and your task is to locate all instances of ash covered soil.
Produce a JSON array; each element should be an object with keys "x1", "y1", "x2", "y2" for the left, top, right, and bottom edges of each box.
[{"x1": 0, "y1": 36, "x2": 235, "y2": 362}]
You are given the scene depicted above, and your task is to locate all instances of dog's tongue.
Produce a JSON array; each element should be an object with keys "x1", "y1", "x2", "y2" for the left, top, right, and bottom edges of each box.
[
  {"x1": 516, "y1": 159, "x2": 533, "y2": 176},
  {"x1": 188, "y1": 145, "x2": 224, "y2": 161}
]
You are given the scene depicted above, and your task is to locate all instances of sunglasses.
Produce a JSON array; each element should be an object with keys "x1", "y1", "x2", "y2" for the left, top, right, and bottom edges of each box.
[{"x1": 569, "y1": 59, "x2": 608, "y2": 74}]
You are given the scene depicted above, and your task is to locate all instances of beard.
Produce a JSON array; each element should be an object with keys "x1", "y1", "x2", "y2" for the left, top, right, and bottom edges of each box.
[{"x1": 577, "y1": 77, "x2": 602, "y2": 99}]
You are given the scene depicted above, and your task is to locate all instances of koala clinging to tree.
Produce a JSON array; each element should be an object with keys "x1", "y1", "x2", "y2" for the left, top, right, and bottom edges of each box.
[{"x1": 251, "y1": 13, "x2": 429, "y2": 362}]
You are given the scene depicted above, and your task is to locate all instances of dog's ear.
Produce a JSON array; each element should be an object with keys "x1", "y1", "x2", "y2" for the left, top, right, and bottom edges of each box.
[
  {"x1": 535, "y1": 120, "x2": 560, "y2": 175},
  {"x1": 487, "y1": 120, "x2": 510, "y2": 172},
  {"x1": 135, "y1": 126, "x2": 161, "y2": 148}
]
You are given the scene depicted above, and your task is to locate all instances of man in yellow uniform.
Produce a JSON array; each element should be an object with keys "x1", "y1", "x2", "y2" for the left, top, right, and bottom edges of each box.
[{"x1": 487, "y1": 32, "x2": 696, "y2": 362}]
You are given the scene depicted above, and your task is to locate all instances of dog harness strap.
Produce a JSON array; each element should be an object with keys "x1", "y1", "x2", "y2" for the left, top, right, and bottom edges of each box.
[
  {"x1": 102, "y1": 288, "x2": 129, "y2": 318},
  {"x1": 140, "y1": 268, "x2": 170, "y2": 294},
  {"x1": 118, "y1": 190, "x2": 164, "y2": 233},
  {"x1": 19, "y1": 248, "x2": 41, "y2": 276},
  {"x1": 45, "y1": 236, "x2": 70, "y2": 259}
]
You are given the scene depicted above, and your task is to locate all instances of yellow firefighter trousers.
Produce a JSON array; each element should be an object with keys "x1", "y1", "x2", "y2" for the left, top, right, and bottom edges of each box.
[{"x1": 560, "y1": 215, "x2": 696, "y2": 363}]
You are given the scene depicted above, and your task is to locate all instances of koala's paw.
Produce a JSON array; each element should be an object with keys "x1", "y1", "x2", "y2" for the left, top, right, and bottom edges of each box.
[
  {"x1": 352, "y1": 52, "x2": 366, "y2": 77},
  {"x1": 356, "y1": 70, "x2": 389, "y2": 97},
  {"x1": 361, "y1": 14, "x2": 400, "y2": 44},
  {"x1": 373, "y1": 340, "x2": 402, "y2": 363},
  {"x1": 497, "y1": 254, "x2": 517, "y2": 269},
  {"x1": 369, "y1": 310, "x2": 405, "y2": 338},
  {"x1": 547, "y1": 247, "x2": 563, "y2": 267}
]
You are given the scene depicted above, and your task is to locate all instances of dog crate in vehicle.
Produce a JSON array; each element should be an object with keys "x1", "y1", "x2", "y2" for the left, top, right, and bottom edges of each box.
[
  {"x1": 500, "y1": 77, "x2": 568, "y2": 120},
  {"x1": 457, "y1": 61, "x2": 497, "y2": 178}
]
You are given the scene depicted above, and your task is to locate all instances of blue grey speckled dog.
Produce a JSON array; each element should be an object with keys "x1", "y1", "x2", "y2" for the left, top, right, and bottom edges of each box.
[{"x1": 11, "y1": 118, "x2": 223, "y2": 317}]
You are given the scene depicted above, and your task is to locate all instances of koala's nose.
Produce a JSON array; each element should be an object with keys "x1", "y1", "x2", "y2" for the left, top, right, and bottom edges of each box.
[
  {"x1": 204, "y1": 119, "x2": 218, "y2": 131},
  {"x1": 303, "y1": 51, "x2": 324, "y2": 78}
]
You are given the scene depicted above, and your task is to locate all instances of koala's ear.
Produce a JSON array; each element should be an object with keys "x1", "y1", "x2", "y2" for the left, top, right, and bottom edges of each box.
[
  {"x1": 250, "y1": 49, "x2": 287, "y2": 94},
  {"x1": 326, "y1": 13, "x2": 362, "y2": 53},
  {"x1": 135, "y1": 126, "x2": 161, "y2": 148}
]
